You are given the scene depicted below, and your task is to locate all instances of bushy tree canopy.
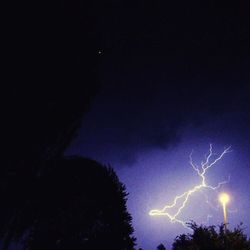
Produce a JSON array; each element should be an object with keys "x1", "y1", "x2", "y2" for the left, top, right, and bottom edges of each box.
[
  {"x1": 1, "y1": 157, "x2": 136, "y2": 250},
  {"x1": 157, "y1": 243, "x2": 166, "y2": 250},
  {"x1": 172, "y1": 222, "x2": 250, "y2": 250}
]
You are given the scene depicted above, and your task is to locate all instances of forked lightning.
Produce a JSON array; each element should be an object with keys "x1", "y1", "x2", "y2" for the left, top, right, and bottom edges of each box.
[{"x1": 149, "y1": 144, "x2": 231, "y2": 227}]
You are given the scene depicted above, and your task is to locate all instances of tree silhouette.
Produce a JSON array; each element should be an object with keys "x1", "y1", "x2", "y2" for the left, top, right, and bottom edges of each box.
[
  {"x1": 157, "y1": 243, "x2": 166, "y2": 250},
  {"x1": 1, "y1": 157, "x2": 136, "y2": 250},
  {"x1": 1, "y1": 86, "x2": 99, "y2": 249},
  {"x1": 1, "y1": 0, "x2": 102, "y2": 247},
  {"x1": 172, "y1": 222, "x2": 250, "y2": 250},
  {"x1": 2, "y1": 1, "x2": 142, "y2": 247}
]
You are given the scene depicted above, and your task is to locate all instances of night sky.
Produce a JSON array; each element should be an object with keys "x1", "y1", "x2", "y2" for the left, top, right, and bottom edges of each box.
[{"x1": 66, "y1": 2, "x2": 250, "y2": 249}]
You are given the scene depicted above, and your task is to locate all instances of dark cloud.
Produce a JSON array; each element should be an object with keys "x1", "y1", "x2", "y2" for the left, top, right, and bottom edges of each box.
[
  {"x1": 66, "y1": 74, "x2": 250, "y2": 165},
  {"x1": 65, "y1": 1, "x2": 250, "y2": 165}
]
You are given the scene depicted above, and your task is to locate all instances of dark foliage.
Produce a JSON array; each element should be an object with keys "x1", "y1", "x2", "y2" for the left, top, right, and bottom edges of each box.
[
  {"x1": 157, "y1": 243, "x2": 166, "y2": 250},
  {"x1": 1, "y1": 1, "x2": 141, "y2": 249},
  {"x1": 2, "y1": 1, "x2": 101, "y2": 169},
  {"x1": 1, "y1": 0, "x2": 101, "y2": 248},
  {"x1": 1, "y1": 157, "x2": 136, "y2": 249},
  {"x1": 172, "y1": 222, "x2": 250, "y2": 250}
]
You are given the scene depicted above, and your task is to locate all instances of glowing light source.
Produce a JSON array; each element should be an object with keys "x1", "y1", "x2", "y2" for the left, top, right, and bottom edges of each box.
[
  {"x1": 219, "y1": 192, "x2": 230, "y2": 205},
  {"x1": 149, "y1": 144, "x2": 231, "y2": 228},
  {"x1": 219, "y1": 192, "x2": 230, "y2": 228}
]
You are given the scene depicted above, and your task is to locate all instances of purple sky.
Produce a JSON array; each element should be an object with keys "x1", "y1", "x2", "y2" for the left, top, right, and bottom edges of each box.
[
  {"x1": 65, "y1": 4, "x2": 250, "y2": 248},
  {"x1": 3, "y1": 2, "x2": 250, "y2": 250},
  {"x1": 65, "y1": 81, "x2": 250, "y2": 249}
]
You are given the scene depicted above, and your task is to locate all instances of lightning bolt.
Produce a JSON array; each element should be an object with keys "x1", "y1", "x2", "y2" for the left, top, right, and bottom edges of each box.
[{"x1": 149, "y1": 144, "x2": 232, "y2": 227}]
